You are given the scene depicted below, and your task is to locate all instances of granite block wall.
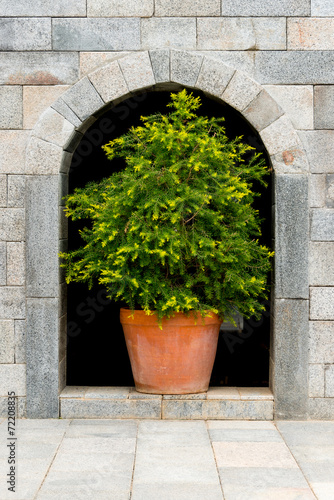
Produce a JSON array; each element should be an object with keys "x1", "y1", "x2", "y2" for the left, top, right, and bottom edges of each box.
[{"x1": 0, "y1": 0, "x2": 333, "y2": 418}]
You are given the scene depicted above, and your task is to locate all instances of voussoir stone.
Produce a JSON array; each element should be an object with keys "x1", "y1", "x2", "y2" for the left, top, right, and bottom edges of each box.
[
  {"x1": 118, "y1": 52, "x2": 155, "y2": 92},
  {"x1": 32, "y1": 108, "x2": 74, "y2": 148},
  {"x1": 89, "y1": 60, "x2": 129, "y2": 103},
  {"x1": 170, "y1": 50, "x2": 203, "y2": 87},
  {"x1": 243, "y1": 90, "x2": 283, "y2": 132},
  {"x1": 59, "y1": 77, "x2": 105, "y2": 122},
  {"x1": 26, "y1": 136, "x2": 63, "y2": 175},
  {"x1": 260, "y1": 115, "x2": 303, "y2": 157},
  {"x1": 196, "y1": 57, "x2": 235, "y2": 97},
  {"x1": 222, "y1": 71, "x2": 262, "y2": 112},
  {"x1": 149, "y1": 50, "x2": 170, "y2": 83}
]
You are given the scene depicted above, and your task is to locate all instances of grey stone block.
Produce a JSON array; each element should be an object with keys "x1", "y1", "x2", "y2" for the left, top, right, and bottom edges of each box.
[
  {"x1": 309, "y1": 321, "x2": 334, "y2": 364},
  {"x1": 0, "y1": 287, "x2": 25, "y2": 319},
  {"x1": 155, "y1": 0, "x2": 220, "y2": 16},
  {"x1": 23, "y1": 85, "x2": 70, "y2": 130},
  {"x1": 0, "y1": 320, "x2": 15, "y2": 363},
  {"x1": 308, "y1": 398, "x2": 334, "y2": 419},
  {"x1": 222, "y1": 71, "x2": 262, "y2": 112},
  {"x1": 170, "y1": 50, "x2": 203, "y2": 87},
  {"x1": 255, "y1": 51, "x2": 334, "y2": 85},
  {"x1": 0, "y1": 52, "x2": 79, "y2": 85},
  {"x1": 196, "y1": 56, "x2": 234, "y2": 97},
  {"x1": 149, "y1": 50, "x2": 170, "y2": 84},
  {"x1": 60, "y1": 398, "x2": 161, "y2": 418},
  {"x1": 7, "y1": 242, "x2": 25, "y2": 286},
  {"x1": 0, "y1": 364, "x2": 26, "y2": 396},
  {"x1": 0, "y1": 242, "x2": 6, "y2": 285},
  {"x1": 119, "y1": 52, "x2": 155, "y2": 92},
  {"x1": 32, "y1": 108, "x2": 74, "y2": 148},
  {"x1": 89, "y1": 60, "x2": 129, "y2": 103},
  {"x1": 310, "y1": 174, "x2": 326, "y2": 207},
  {"x1": 85, "y1": 387, "x2": 130, "y2": 399},
  {"x1": 162, "y1": 400, "x2": 273, "y2": 419},
  {"x1": 0, "y1": 131, "x2": 30, "y2": 174},
  {"x1": 8, "y1": 175, "x2": 25, "y2": 208},
  {"x1": 288, "y1": 18, "x2": 334, "y2": 50},
  {"x1": 59, "y1": 77, "x2": 105, "y2": 122},
  {"x1": 26, "y1": 137, "x2": 63, "y2": 175},
  {"x1": 310, "y1": 242, "x2": 334, "y2": 286},
  {"x1": 26, "y1": 175, "x2": 59, "y2": 298},
  {"x1": 26, "y1": 298, "x2": 59, "y2": 418},
  {"x1": 0, "y1": 86, "x2": 22, "y2": 129},
  {"x1": 299, "y1": 131, "x2": 334, "y2": 174},
  {"x1": 310, "y1": 209, "x2": 334, "y2": 241},
  {"x1": 310, "y1": 287, "x2": 334, "y2": 320},
  {"x1": 14, "y1": 319, "x2": 26, "y2": 363},
  {"x1": 52, "y1": 98, "x2": 82, "y2": 128},
  {"x1": 327, "y1": 174, "x2": 334, "y2": 207},
  {"x1": 314, "y1": 86, "x2": 334, "y2": 129},
  {"x1": 87, "y1": 0, "x2": 154, "y2": 16},
  {"x1": 0, "y1": 18, "x2": 51, "y2": 51},
  {"x1": 0, "y1": 208, "x2": 25, "y2": 241},
  {"x1": 0, "y1": 0, "x2": 86, "y2": 16},
  {"x1": 222, "y1": 0, "x2": 310, "y2": 15},
  {"x1": 0, "y1": 174, "x2": 6, "y2": 207},
  {"x1": 274, "y1": 175, "x2": 309, "y2": 298},
  {"x1": 163, "y1": 392, "x2": 207, "y2": 400},
  {"x1": 198, "y1": 17, "x2": 286, "y2": 51},
  {"x1": 312, "y1": 0, "x2": 334, "y2": 15},
  {"x1": 264, "y1": 85, "x2": 313, "y2": 130},
  {"x1": 243, "y1": 90, "x2": 283, "y2": 132},
  {"x1": 273, "y1": 299, "x2": 309, "y2": 419},
  {"x1": 0, "y1": 396, "x2": 26, "y2": 417},
  {"x1": 141, "y1": 18, "x2": 196, "y2": 50},
  {"x1": 197, "y1": 50, "x2": 256, "y2": 78},
  {"x1": 325, "y1": 365, "x2": 334, "y2": 397},
  {"x1": 53, "y1": 18, "x2": 140, "y2": 51},
  {"x1": 309, "y1": 364, "x2": 325, "y2": 397},
  {"x1": 261, "y1": 115, "x2": 304, "y2": 157}
]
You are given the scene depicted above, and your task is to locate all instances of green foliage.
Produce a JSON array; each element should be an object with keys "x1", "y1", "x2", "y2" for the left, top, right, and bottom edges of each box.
[{"x1": 60, "y1": 90, "x2": 273, "y2": 322}]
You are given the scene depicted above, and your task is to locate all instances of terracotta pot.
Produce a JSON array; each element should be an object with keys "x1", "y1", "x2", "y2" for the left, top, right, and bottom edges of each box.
[{"x1": 120, "y1": 308, "x2": 221, "y2": 394}]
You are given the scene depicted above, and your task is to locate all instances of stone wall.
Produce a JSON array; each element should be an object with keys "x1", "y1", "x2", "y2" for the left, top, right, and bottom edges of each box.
[{"x1": 0, "y1": 0, "x2": 333, "y2": 419}]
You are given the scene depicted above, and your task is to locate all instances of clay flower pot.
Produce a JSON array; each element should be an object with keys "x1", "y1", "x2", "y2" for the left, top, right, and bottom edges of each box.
[{"x1": 120, "y1": 308, "x2": 221, "y2": 394}]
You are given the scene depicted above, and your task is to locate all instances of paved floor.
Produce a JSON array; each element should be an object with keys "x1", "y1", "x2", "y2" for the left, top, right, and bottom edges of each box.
[{"x1": 0, "y1": 419, "x2": 333, "y2": 500}]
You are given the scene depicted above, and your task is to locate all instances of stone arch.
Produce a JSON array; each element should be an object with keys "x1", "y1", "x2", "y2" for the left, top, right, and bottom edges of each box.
[{"x1": 25, "y1": 50, "x2": 309, "y2": 419}]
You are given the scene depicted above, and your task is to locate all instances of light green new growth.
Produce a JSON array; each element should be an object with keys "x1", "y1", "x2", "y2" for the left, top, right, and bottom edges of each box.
[{"x1": 60, "y1": 90, "x2": 273, "y2": 322}]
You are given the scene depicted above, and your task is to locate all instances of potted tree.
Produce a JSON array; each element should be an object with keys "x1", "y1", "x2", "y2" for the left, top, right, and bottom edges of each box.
[{"x1": 60, "y1": 90, "x2": 273, "y2": 394}]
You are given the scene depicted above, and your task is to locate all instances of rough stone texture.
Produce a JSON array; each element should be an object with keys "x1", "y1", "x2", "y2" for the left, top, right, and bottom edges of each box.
[
  {"x1": 274, "y1": 175, "x2": 309, "y2": 298},
  {"x1": 119, "y1": 52, "x2": 155, "y2": 91},
  {"x1": 14, "y1": 319, "x2": 25, "y2": 363},
  {"x1": 312, "y1": 0, "x2": 334, "y2": 16},
  {"x1": 310, "y1": 174, "x2": 326, "y2": 208},
  {"x1": 26, "y1": 175, "x2": 59, "y2": 298},
  {"x1": 26, "y1": 137, "x2": 63, "y2": 175},
  {"x1": 0, "y1": 131, "x2": 30, "y2": 174},
  {"x1": 243, "y1": 90, "x2": 283, "y2": 132},
  {"x1": 26, "y1": 298, "x2": 59, "y2": 418},
  {"x1": 0, "y1": 396, "x2": 26, "y2": 417},
  {"x1": 79, "y1": 51, "x2": 127, "y2": 77},
  {"x1": 0, "y1": 52, "x2": 79, "y2": 85},
  {"x1": 0, "y1": 287, "x2": 25, "y2": 319},
  {"x1": 89, "y1": 60, "x2": 129, "y2": 103},
  {"x1": 308, "y1": 398, "x2": 334, "y2": 419},
  {"x1": 325, "y1": 365, "x2": 334, "y2": 397},
  {"x1": 299, "y1": 131, "x2": 334, "y2": 174},
  {"x1": 310, "y1": 209, "x2": 334, "y2": 241},
  {"x1": 0, "y1": 208, "x2": 25, "y2": 241},
  {"x1": 265, "y1": 85, "x2": 313, "y2": 130},
  {"x1": 7, "y1": 242, "x2": 25, "y2": 286},
  {"x1": 196, "y1": 57, "x2": 234, "y2": 97},
  {"x1": 255, "y1": 51, "x2": 334, "y2": 85},
  {"x1": 0, "y1": 242, "x2": 5, "y2": 285},
  {"x1": 162, "y1": 400, "x2": 273, "y2": 420},
  {"x1": 141, "y1": 18, "x2": 197, "y2": 50},
  {"x1": 87, "y1": 0, "x2": 154, "y2": 16},
  {"x1": 155, "y1": 0, "x2": 220, "y2": 16},
  {"x1": 288, "y1": 19, "x2": 334, "y2": 50},
  {"x1": 309, "y1": 322, "x2": 334, "y2": 364},
  {"x1": 197, "y1": 18, "x2": 286, "y2": 51},
  {"x1": 58, "y1": 77, "x2": 105, "y2": 122},
  {"x1": 222, "y1": 0, "x2": 310, "y2": 15},
  {"x1": 53, "y1": 18, "x2": 140, "y2": 51},
  {"x1": 32, "y1": 108, "x2": 74, "y2": 148},
  {"x1": 170, "y1": 50, "x2": 203, "y2": 87},
  {"x1": 314, "y1": 85, "x2": 334, "y2": 129},
  {"x1": 0, "y1": 18, "x2": 51, "y2": 51},
  {"x1": 327, "y1": 174, "x2": 334, "y2": 207},
  {"x1": 273, "y1": 299, "x2": 309, "y2": 419},
  {"x1": 0, "y1": 174, "x2": 6, "y2": 208},
  {"x1": 7, "y1": 175, "x2": 25, "y2": 207},
  {"x1": 0, "y1": 320, "x2": 15, "y2": 363},
  {"x1": 197, "y1": 50, "x2": 256, "y2": 78},
  {"x1": 309, "y1": 364, "x2": 325, "y2": 397},
  {"x1": 310, "y1": 242, "x2": 334, "y2": 286},
  {"x1": 222, "y1": 71, "x2": 262, "y2": 112},
  {"x1": 261, "y1": 115, "x2": 304, "y2": 157},
  {"x1": 23, "y1": 85, "x2": 70, "y2": 129},
  {"x1": 149, "y1": 50, "x2": 170, "y2": 84},
  {"x1": 0, "y1": 0, "x2": 86, "y2": 16},
  {"x1": 0, "y1": 363, "x2": 26, "y2": 396},
  {"x1": 60, "y1": 399, "x2": 161, "y2": 418},
  {"x1": 310, "y1": 287, "x2": 334, "y2": 320},
  {"x1": 0, "y1": 86, "x2": 22, "y2": 129},
  {"x1": 51, "y1": 98, "x2": 82, "y2": 128}
]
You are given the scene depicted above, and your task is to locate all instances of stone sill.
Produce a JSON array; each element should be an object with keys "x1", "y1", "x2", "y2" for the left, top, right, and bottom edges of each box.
[{"x1": 59, "y1": 386, "x2": 274, "y2": 420}]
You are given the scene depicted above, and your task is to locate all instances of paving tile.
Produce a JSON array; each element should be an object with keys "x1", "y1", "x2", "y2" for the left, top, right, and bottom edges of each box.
[
  {"x1": 209, "y1": 429, "x2": 282, "y2": 443},
  {"x1": 132, "y1": 483, "x2": 223, "y2": 500},
  {"x1": 50, "y1": 450, "x2": 135, "y2": 472},
  {"x1": 59, "y1": 436, "x2": 136, "y2": 454},
  {"x1": 213, "y1": 442, "x2": 299, "y2": 468},
  {"x1": 207, "y1": 420, "x2": 276, "y2": 430}
]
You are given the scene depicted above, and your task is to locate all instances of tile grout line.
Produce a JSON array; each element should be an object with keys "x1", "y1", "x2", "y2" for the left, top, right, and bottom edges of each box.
[
  {"x1": 273, "y1": 421, "x2": 319, "y2": 499},
  {"x1": 33, "y1": 420, "x2": 71, "y2": 500},
  {"x1": 205, "y1": 420, "x2": 226, "y2": 500},
  {"x1": 129, "y1": 420, "x2": 139, "y2": 499}
]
